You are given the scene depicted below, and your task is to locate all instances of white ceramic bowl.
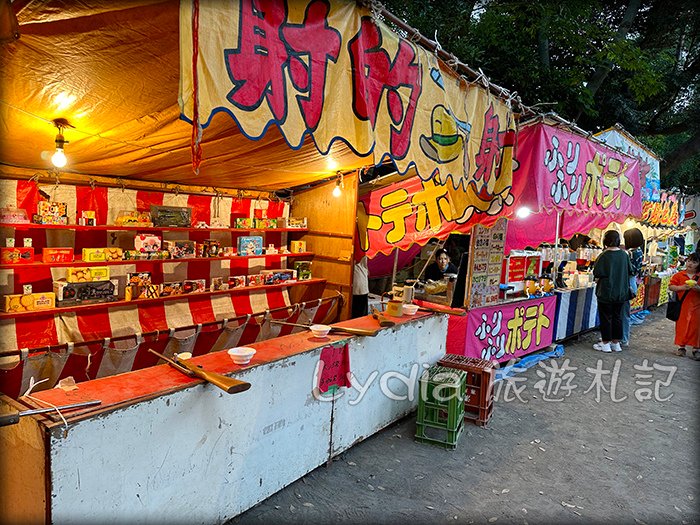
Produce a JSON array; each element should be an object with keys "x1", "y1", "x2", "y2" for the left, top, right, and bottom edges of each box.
[
  {"x1": 402, "y1": 303, "x2": 419, "y2": 316},
  {"x1": 227, "y1": 347, "x2": 256, "y2": 365},
  {"x1": 310, "y1": 324, "x2": 331, "y2": 338}
]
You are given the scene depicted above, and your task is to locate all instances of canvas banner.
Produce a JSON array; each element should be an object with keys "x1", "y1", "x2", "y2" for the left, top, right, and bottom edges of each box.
[
  {"x1": 640, "y1": 190, "x2": 684, "y2": 227},
  {"x1": 514, "y1": 123, "x2": 642, "y2": 220},
  {"x1": 180, "y1": 0, "x2": 515, "y2": 237}
]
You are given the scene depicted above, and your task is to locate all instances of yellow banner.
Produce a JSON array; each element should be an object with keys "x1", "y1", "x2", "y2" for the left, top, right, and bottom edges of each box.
[{"x1": 180, "y1": 0, "x2": 514, "y2": 222}]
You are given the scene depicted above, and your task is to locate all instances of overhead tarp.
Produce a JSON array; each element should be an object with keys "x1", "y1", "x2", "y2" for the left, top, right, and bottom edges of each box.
[
  {"x1": 595, "y1": 126, "x2": 661, "y2": 202},
  {"x1": 180, "y1": 0, "x2": 516, "y2": 231},
  {"x1": 505, "y1": 122, "x2": 642, "y2": 251}
]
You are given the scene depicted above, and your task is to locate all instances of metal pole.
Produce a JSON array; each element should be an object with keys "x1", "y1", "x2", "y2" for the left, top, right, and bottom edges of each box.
[{"x1": 553, "y1": 210, "x2": 562, "y2": 273}]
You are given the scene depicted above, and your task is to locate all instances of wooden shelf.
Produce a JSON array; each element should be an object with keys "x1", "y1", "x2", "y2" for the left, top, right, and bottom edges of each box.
[
  {"x1": 0, "y1": 252, "x2": 314, "y2": 270},
  {"x1": 0, "y1": 279, "x2": 327, "y2": 320},
  {"x1": 0, "y1": 223, "x2": 308, "y2": 234}
]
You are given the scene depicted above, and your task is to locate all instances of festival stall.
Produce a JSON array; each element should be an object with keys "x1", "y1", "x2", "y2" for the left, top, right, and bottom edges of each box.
[
  {"x1": 0, "y1": 1, "x2": 525, "y2": 522},
  {"x1": 503, "y1": 118, "x2": 643, "y2": 343}
]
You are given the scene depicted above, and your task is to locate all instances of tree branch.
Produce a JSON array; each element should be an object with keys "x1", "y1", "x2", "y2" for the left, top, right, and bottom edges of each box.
[{"x1": 662, "y1": 131, "x2": 700, "y2": 173}]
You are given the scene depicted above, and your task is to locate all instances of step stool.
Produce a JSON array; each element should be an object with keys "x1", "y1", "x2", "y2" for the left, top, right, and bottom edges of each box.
[
  {"x1": 438, "y1": 355, "x2": 495, "y2": 427},
  {"x1": 415, "y1": 365, "x2": 466, "y2": 449}
]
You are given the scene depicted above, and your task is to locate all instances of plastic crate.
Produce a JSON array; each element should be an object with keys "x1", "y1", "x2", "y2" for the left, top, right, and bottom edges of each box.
[
  {"x1": 415, "y1": 365, "x2": 466, "y2": 448},
  {"x1": 438, "y1": 355, "x2": 495, "y2": 426}
]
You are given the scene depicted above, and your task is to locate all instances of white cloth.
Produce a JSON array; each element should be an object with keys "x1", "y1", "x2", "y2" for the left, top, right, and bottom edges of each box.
[{"x1": 353, "y1": 256, "x2": 369, "y2": 295}]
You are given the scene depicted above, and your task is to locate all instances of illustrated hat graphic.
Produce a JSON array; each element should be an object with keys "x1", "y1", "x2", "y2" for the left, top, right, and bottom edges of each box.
[{"x1": 420, "y1": 105, "x2": 464, "y2": 163}]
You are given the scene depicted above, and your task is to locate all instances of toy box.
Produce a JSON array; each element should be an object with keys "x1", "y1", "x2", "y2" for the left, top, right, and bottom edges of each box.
[
  {"x1": 32, "y1": 214, "x2": 68, "y2": 225},
  {"x1": 115, "y1": 210, "x2": 152, "y2": 227},
  {"x1": 1, "y1": 247, "x2": 34, "y2": 264},
  {"x1": 0, "y1": 207, "x2": 29, "y2": 224},
  {"x1": 202, "y1": 239, "x2": 221, "y2": 257},
  {"x1": 42, "y1": 248, "x2": 74, "y2": 263},
  {"x1": 261, "y1": 269, "x2": 297, "y2": 285},
  {"x1": 234, "y1": 218, "x2": 255, "y2": 229},
  {"x1": 103, "y1": 247, "x2": 123, "y2": 261},
  {"x1": 160, "y1": 282, "x2": 184, "y2": 297},
  {"x1": 4, "y1": 292, "x2": 56, "y2": 312},
  {"x1": 134, "y1": 234, "x2": 162, "y2": 253},
  {"x1": 82, "y1": 248, "x2": 107, "y2": 262},
  {"x1": 290, "y1": 240, "x2": 307, "y2": 254},
  {"x1": 37, "y1": 201, "x2": 67, "y2": 217},
  {"x1": 247, "y1": 274, "x2": 265, "y2": 287},
  {"x1": 163, "y1": 240, "x2": 196, "y2": 259},
  {"x1": 183, "y1": 279, "x2": 207, "y2": 294},
  {"x1": 294, "y1": 260, "x2": 313, "y2": 281},
  {"x1": 237, "y1": 236, "x2": 263, "y2": 256},
  {"x1": 122, "y1": 249, "x2": 169, "y2": 260},
  {"x1": 209, "y1": 277, "x2": 229, "y2": 292},
  {"x1": 279, "y1": 217, "x2": 307, "y2": 229},
  {"x1": 254, "y1": 218, "x2": 277, "y2": 229},
  {"x1": 150, "y1": 205, "x2": 192, "y2": 227},
  {"x1": 53, "y1": 279, "x2": 118, "y2": 303},
  {"x1": 228, "y1": 276, "x2": 247, "y2": 288}
]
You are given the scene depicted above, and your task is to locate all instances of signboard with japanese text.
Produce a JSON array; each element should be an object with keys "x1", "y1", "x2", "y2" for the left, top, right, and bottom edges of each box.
[
  {"x1": 180, "y1": 0, "x2": 517, "y2": 258},
  {"x1": 465, "y1": 295, "x2": 556, "y2": 362},
  {"x1": 468, "y1": 218, "x2": 507, "y2": 308},
  {"x1": 640, "y1": 190, "x2": 684, "y2": 227},
  {"x1": 513, "y1": 123, "x2": 642, "y2": 220},
  {"x1": 318, "y1": 343, "x2": 350, "y2": 393},
  {"x1": 595, "y1": 127, "x2": 660, "y2": 202}
]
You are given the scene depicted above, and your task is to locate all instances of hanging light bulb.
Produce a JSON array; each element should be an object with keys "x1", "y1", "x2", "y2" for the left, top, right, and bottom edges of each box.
[
  {"x1": 332, "y1": 172, "x2": 343, "y2": 198},
  {"x1": 49, "y1": 119, "x2": 71, "y2": 169},
  {"x1": 51, "y1": 133, "x2": 67, "y2": 168}
]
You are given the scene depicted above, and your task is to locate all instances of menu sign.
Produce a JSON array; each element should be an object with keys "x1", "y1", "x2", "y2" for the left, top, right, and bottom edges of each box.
[{"x1": 468, "y1": 218, "x2": 507, "y2": 308}]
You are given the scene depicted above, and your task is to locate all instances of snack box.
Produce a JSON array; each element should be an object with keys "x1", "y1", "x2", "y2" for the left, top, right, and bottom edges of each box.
[
  {"x1": 228, "y1": 276, "x2": 247, "y2": 288},
  {"x1": 115, "y1": 210, "x2": 153, "y2": 227},
  {"x1": 0, "y1": 207, "x2": 29, "y2": 224},
  {"x1": 134, "y1": 234, "x2": 162, "y2": 253},
  {"x1": 66, "y1": 267, "x2": 93, "y2": 283},
  {"x1": 237, "y1": 236, "x2": 263, "y2": 256},
  {"x1": 163, "y1": 240, "x2": 196, "y2": 259},
  {"x1": 294, "y1": 260, "x2": 313, "y2": 281},
  {"x1": 254, "y1": 218, "x2": 277, "y2": 229},
  {"x1": 234, "y1": 218, "x2": 255, "y2": 229},
  {"x1": 247, "y1": 274, "x2": 265, "y2": 287},
  {"x1": 125, "y1": 284, "x2": 160, "y2": 301},
  {"x1": 37, "y1": 201, "x2": 68, "y2": 217},
  {"x1": 104, "y1": 247, "x2": 123, "y2": 261},
  {"x1": 183, "y1": 279, "x2": 207, "y2": 294},
  {"x1": 81, "y1": 210, "x2": 96, "y2": 219},
  {"x1": 122, "y1": 249, "x2": 169, "y2": 260},
  {"x1": 261, "y1": 269, "x2": 297, "y2": 285},
  {"x1": 202, "y1": 239, "x2": 221, "y2": 257},
  {"x1": 290, "y1": 240, "x2": 307, "y2": 254},
  {"x1": 90, "y1": 266, "x2": 110, "y2": 281},
  {"x1": 53, "y1": 279, "x2": 118, "y2": 303},
  {"x1": 1, "y1": 247, "x2": 34, "y2": 264},
  {"x1": 278, "y1": 217, "x2": 307, "y2": 229},
  {"x1": 4, "y1": 292, "x2": 56, "y2": 312},
  {"x1": 33, "y1": 214, "x2": 68, "y2": 225},
  {"x1": 82, "y1": 248, "x2": 107, "y2": 262},
  {"x1": 127, "y1": 272, "x2": 152, "y2": 287},
  {"x1": 160, "y1": 281, "x2": 184, "y2": 297},
  {"x1": 42, "y1": 248, "x2": 74, "y2": 264}
]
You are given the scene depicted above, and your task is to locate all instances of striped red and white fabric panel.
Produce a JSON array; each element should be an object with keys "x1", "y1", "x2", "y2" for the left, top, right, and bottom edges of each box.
[{"x1": 0, "y1": 179, "x2": 290, "y2": 296}]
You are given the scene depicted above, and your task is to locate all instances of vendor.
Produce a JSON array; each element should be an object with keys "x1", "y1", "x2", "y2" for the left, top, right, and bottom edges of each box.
[{"x1": 425, "y1": 248, "x2": 458, "y2": 281}]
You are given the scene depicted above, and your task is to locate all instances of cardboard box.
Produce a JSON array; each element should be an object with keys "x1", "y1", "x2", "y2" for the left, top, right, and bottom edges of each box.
[
  {"x1": 32, "y1": 214, "x2": 68, "y2": 225},
  {"x1": 125, "y1": 284, "x2": 160, "y2": 301},
  {"x1": 150, "y1": 205, "x2": 192, "y2": 227},
  {"x1": 294, "y1": 260, "x2": 313, "y2": 280},
  {"x1": 254, "y1": 218, "x2": 277, "y2": 229},
  {"x1": 237, "y1": 236, "x2": 263, "y2": 256},
  {"x1": 134, "y1": 234, "x2": 162, "y2": 253},
  {"x1": 234, "y1": 218, "x2": 255, "y2": 229},
  {"x1": 183, "y1": 279, "x2": 206, "y2": 294},
  {"x1": 163, "y1": 240, "x2": 196, "y2": 259},
  {"x1": 228, "y1": 276, "x2": 247, "y2": 288},
  {"x1": 1, "y1": 247, "x2": 34, "y2": 264},
  {"x1": 53, "y1": 279, "x2": 118, "y2": 303},
  {"x1": 127, "y1": 272, "x2": 152, "y2": 287},
  {"x1": 279, "y1": 217, "x2": 307, "y2": 229},
  {"x1": 0, "y1": 207, "x2": 29, "y2": 224},
  {"x1": 290, "y1": 240, "x2": 306, "y2": 254},
  {"x1": 115, "y1": 210, "x2": 152, "y2": 226},
  {"x1": 66, "y1": 267, "x2": 92, "y2": 283},
  {"x1": 90, "y1": 266, "x2": 110, "y2": 281},
  {"x1": 210, "y1": 277, "x2": 229, "y2": 291},
  {"x1": 4, "y1": 292, "x2": 56, "y2": 312},
  {"x1": 43, "y1": 248, "x2": 74, "y2": 263},
  {"x1": 37, "y1": 201, "x2": 68, "y2": 217},
  {"x1": 160, "y1": 282, "x2": 184, "y2": 296},
  {"x1": 261, "y1": 269, "x2": 297, "y2": 285},
  {"x1": 122, "y1": 249, "x2": 169, "y2": 260},
  {"x1": 103, "y1": 248, "x2": 123, "y2": 261},
  {"x1": 82, "y1": 248, "x2": 107, "y2": 262},
  {"x1": 247, "y1": 274, "x2": 265, "y2": 287}
]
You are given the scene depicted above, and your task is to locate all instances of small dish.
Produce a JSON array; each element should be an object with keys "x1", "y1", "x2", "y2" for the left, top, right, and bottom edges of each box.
[
  {"x1": 309, "y1": 324, "x2": 331, "y2": 338},
  {"x1": 402, "y1": 303, "x2": 419, "y2": 316},
  {"x1": 227, "y1": 347, "x2": 256, "y2": 365}
]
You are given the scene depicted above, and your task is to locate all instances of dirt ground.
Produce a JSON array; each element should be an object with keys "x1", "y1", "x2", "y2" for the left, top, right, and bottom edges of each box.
[{"x1": 228, "y1": 307, "x2": 699, "y2": 524}]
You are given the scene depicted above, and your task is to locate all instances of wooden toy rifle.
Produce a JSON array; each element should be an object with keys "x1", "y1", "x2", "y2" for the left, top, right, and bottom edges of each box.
[
  {"x1": 269, "y1": 320, "x2": 379, "y2": 337},
  {"x1": 370, "y1": 306, "x2": 396, "y2": 327},
  {"x1": 0, "y1": 399, "x2": 102, "y2": 427},
  {"x1": 148, "y1": 349, "x2": 251, "y2": 394}
]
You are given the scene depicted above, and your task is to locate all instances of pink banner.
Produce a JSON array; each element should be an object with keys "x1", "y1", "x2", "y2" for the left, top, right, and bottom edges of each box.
[
  {"x1": 460, "y1": 295, "x2": 557, "y2": 362},
  {"x1": 513, "y1": 123, "x2": 642, "y2": 220}
]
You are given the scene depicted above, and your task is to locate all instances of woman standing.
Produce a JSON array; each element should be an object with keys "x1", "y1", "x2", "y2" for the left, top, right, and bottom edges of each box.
[
  {"x1": 668, "y1": 254, "x2": 700, "y2": 360},
  {"x1": 593, "y1": 230, "x2": 634, "y2": 353}
]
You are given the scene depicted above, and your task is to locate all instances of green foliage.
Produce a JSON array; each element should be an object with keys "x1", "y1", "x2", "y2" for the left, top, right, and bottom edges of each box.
[{"x1": 381, "y1": 0, "x2": 700, "y2": 190}]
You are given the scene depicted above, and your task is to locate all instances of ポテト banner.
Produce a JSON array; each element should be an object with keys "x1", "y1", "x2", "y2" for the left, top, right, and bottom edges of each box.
[
  {"x1": 513, "y1": 123, "x2": 642, "y2": 220},
  {"x1": 465, "y1": 295, "x2": 557, "y2": 361}
]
